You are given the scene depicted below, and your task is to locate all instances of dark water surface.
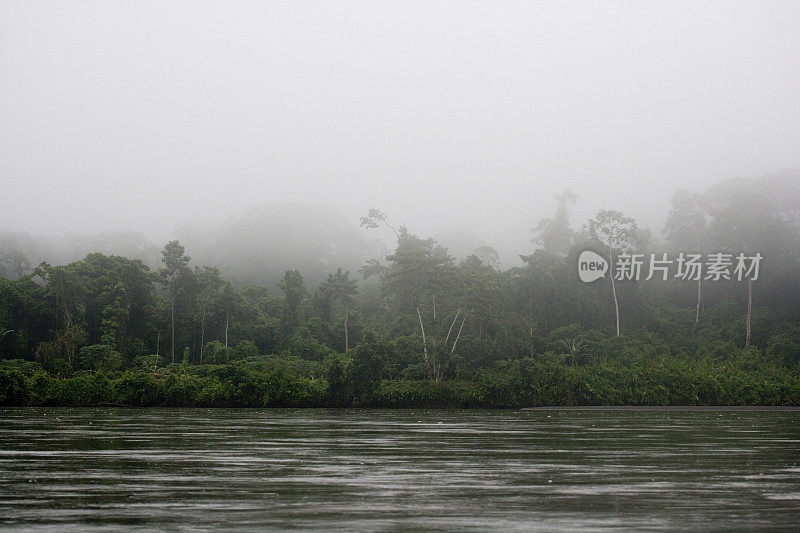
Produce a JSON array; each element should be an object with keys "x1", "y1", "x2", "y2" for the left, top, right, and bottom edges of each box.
[{"x1": 0, "y1": 408, "x2": 798, "y2": 531}]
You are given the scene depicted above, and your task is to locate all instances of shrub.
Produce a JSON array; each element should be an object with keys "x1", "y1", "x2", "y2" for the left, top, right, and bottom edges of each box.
[
  {"x1": 79, "y1": 344, "x2": 124, "y2": 373},
  {"x1": 233, "y1": 340, "x2": 259, "y2": 360},
  {"x1": 203, "y1": 341, "x2": 233, "y2": 364}
]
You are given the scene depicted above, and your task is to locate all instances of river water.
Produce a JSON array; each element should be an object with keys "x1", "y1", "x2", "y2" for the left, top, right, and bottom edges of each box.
[{"x1": 0, "y1": 407, "x2": 798, "y2": 531}]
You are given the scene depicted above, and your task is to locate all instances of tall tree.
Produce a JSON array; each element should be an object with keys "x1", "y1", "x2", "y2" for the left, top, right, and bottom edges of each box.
[
  {"x1": 473, "y1": 246, "x2": 500, "y2": 269},
  {"x1": 219, "y1": 282, "x2": 239, "y2": 348},
  {"x1": 583, "y1": 210, "x2": 637, "y2": 336},
  {"x1": 663, "y1": 190, "x2": 708, "y2": 323},
  {"x1": 532, "y1": 190, "x2": 577, "y2": 257},
  {"x1": 278, "y1": 270, "x2": 306, "y2": 340},
  {"x1": 319, "y1": 268, "x2": 358, "y2": 351},
  {"x1": 194, "y1": 266, "x2": 223, "y2": 363},
  {"x1": 159, "y1": 241, "x2": 190, "y2": 363},
  {"x1": 99, "y1": 281, "x2": 128, "y2": 350},
  {"x1": 33, "y1": 263, "x2": 84, "y2": 330},
  {"x1": 704, "y1": 177, "x2": 798, "y2": 348},
  {"x1": 360, "y1": 208, "x2": 400, "y2": 238},
  {"x1": 363, "y1": 228, "x2": 461, "y2": 382}
]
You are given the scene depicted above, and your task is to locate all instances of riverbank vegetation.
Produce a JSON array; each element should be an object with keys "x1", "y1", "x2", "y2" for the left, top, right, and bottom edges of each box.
[
  {"x1": 1, "y1": 173, "x2": 799, "y2": 407},
  {"x1": 2, "y1": 348, "x2": 798, "y2": 408}
]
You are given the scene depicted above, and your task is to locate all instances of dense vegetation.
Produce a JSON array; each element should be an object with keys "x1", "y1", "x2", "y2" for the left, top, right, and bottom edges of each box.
[{"x1": 1, "y1": 173, "x2": 799, "y2": 407}]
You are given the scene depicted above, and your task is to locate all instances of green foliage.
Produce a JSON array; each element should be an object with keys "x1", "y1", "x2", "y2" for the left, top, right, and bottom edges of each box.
[
  {"x1": 78, "y1": 344, "x2": 124, "y2": 373},
  {"x1": 203, "y1": 341, "x2": 233, "y2": 364},
  {"x1": 233, "y1": 340, "x2": 259, "y2": 359},
  {"x1": 1, "y1": 174, "x2": 799, "y2": 407},
  {"x1": 0, "y1": 348, "x2": 798, "y2": 408},
  {"x1": 324, "y1": 353, "x2": 351, "y2": 406},
  {"x1": 285, "y1": 334, "x2": 332, "y2": 361},
  {"x1": 278, "y1": 270, "x2": 306, "y2": 336},
  {"x1": 347, "y1": 336, "x2": 386, "y2": 405},
  {"x1": 0, "y1": 363, "x2": 28, "y2": 405},
  {"x1": 133, "y1": 354, "x2": 164, "y2": 371}
]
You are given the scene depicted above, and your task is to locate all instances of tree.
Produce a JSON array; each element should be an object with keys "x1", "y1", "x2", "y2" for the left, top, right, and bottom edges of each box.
[
  {"x1": 100, "y1": 281, "x2": 128, "y2": 350},
  {"x1": 559, "y1": 337, "x2": 587, "y2": 366},
  {"x1": 0, "y1": 329, "x2": 14, "y2": 359},
  {"x1": 458, "y1": 254, "x2": 501, "y2": 345},
  {"x1": 348, "y1": 335, "x2": 387, "y2": 404},
  {"x1": 159, "y1": 241, "x2": 190, "y2": 363},
  {"x1": 360, "y1": 208, "x2": 400, "y2": 238},
  {"x1": 278, "y1": 270, "x2": 306, "y2": 340},
  {"x1": 361, "y1": 224, "x2": 464, "y2": 382},
  {"x1": 416, "y1": 305, "x2": 467, "y2": 383},
  {"x1": 0, "y1": 235, "x2": 31, "y2": 279},
  {"x1": 664, "y1": 190, "x2": 708, "y2": 323},
  {"x1": 319, "y1": 268, "x2": 358, "y2": 351},
  {"x1": 583, "y1": 210, "x2": 637, "y2": 336},
  {"x1": 532, "y1": 190, "x2": 577, "y2": 257},
  {"x1": 79, "y1": 344, "x2": 123, "y2": 372},
  {"x1": 194, "y1": 266, "x2": 223, "y2": 363},
  {"x1": 325, "y1": 354, "x2": 351, "y2": 406},
  {"x1": 55, "y1": 324, "x2": 87, "y2": 367},
  {"x1": 381, "y1": 229, "x2": 455, "y2": 311},
  {"x1": 704, "y1": 176, "x2": 799, "y2": 348},
  {"x1": 473, "y1": 246, "x2": 500, "y2": 269},
  {"x1": 388, "y1": 233, "x2": 462, "y2": 383},
  {"x1": 33, "y1": 263, "x2": 84, "y2": 329},
  {"x1": 219, "y1": 282, "x2": 238, "y2": 348}
]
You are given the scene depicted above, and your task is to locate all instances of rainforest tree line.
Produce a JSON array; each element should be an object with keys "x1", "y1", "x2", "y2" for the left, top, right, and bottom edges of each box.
[{"x1": 1, "y1": 173, "x2": 799, "y2": 407}]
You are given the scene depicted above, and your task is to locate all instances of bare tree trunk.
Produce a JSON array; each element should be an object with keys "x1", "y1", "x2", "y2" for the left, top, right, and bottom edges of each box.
[
  {"x1": 199, "y1": 307, "x2": 205, "y2": 364},
  {"x1": 745, "y1": 278, "x2": 752, "y2": 348},
  {"x1": 695, "y1": 229, "x2": 702, "y2": 323},
  {"x1": 225, "y1": 312, "x2": 229, "y2": 348},
  {"x1": 696, "y1": 278, "x2": 702, "y2": 324},
  {"x1": 65, "y1": 340, "x2": 73, "y2": 367},
  {"x1": 609, "y1": 246, "x2": 620, "y2": 336},
  {"x1": 440, "y1": 314, "x2": 468, "y2": 385},
  {"x1": 445, "y1": 309, "x2": 461, "y2": 344},
  {"x1": 450, "y1": 315, "x2": 466, "y2": 356},
  {"x1": 156, "y1": 330, "x2": 160, "y2": 357},
  {"x1": 170, "y1": 277, "x2": 175, "y2": 364},
  {"x1": 530, "y1": 324, "x2": 534, "y2": 357},
  {"x1": 343, "y1": 309, "x2": 349, "y2": 352},
  {"x1": 416, "y1": 306, "x2": 430, "y2": 379}
]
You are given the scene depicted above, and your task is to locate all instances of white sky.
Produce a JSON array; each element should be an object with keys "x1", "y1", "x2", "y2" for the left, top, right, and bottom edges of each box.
[{"x1": 1, "y1": 0, "x2": 799, "y2": 259}]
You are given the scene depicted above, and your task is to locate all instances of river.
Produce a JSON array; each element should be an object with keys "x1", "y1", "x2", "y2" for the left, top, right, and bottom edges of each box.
[{"x1": 1, "y1": 407, "x2": 798, "y2": 530}]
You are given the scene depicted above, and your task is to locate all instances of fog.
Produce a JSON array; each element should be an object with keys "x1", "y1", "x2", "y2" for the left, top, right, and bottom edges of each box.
[{"x1": 1, "y1": 0, "x2": 799, "y2": 267}]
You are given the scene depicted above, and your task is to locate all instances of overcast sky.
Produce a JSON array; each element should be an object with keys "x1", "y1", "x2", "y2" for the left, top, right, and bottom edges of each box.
[{"x1": 1, "y1": 0, "x2": 799, "y2": 259}]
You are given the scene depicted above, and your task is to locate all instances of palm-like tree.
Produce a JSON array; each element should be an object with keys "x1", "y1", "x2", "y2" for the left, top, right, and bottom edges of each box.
[{"x1": 559, "y1": 337, "x2": 587, "y2": 366}]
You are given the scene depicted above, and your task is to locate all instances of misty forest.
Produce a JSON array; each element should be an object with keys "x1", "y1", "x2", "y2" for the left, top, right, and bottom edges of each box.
[
  {"x1": 4, "y1": 1, "x2": 800, "y2": 530},
  {"x1": 1, "y1": 171, "x2": 799, "y2": 407}
]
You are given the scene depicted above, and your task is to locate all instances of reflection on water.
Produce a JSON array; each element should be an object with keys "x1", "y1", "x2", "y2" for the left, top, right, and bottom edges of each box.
[{"x1": 0, "y1": 408, "x2": 798, "y2": 531}]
